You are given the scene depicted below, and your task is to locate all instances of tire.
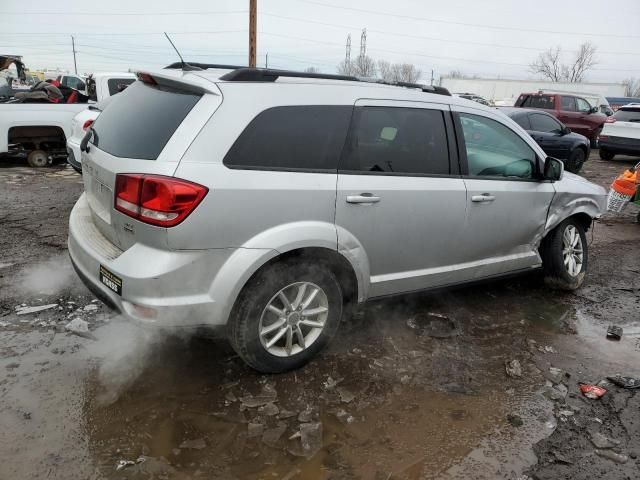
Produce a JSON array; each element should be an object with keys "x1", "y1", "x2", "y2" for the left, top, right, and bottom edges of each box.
[
  {"x1": 599, "y1": 149, "x2": 615, "y2": 161},
  {"x1": 27, "y1": 149, "x2": 49, "y2": 168},
  {"x1": 541, "y1": 218, "x2": 588, "y2": 290},
  {"x1": 228, "y1": 258, "x2": 344, "y2": 373},
  {"x1": 590, "y1": 128, "x2": 601, "y2": 149},
  {"x1": 565, "y1": 148, "x2": 586, "y2": 174}
]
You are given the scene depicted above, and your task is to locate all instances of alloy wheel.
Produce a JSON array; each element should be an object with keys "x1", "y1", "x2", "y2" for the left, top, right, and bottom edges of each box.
[
  {"x1": 258, "y1": 282, "x2": 329, "y2": 357},
  {"x1": 562, "y1": 225, "x2": 584, "y2": 277}
]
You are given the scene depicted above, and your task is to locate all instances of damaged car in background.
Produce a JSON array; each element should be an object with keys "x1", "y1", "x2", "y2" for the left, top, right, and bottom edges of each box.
[{"x1": 68, "y1": 66, "x2": 606, "y2": 373}]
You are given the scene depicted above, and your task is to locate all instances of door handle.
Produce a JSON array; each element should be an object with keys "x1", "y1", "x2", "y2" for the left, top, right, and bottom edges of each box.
[
  {"x1": 471, "y1": 194, "x2": 496, "y2": 203},
  {"x1": 346, "y1": 193, "x2": 381, "y2": 204}
]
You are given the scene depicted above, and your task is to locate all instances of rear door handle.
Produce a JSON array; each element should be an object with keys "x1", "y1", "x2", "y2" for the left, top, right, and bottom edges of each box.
[
  {"x1": 346, "y1": 193, "x2": 381, "y2": 204},
  {"x1": 471, "y1": 194, "x2": 496, "y2": 203}
]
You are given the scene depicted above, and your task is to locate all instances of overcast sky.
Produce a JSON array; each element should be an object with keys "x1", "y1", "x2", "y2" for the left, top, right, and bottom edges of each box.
[{"x1": 2, "y1": 0, "x2": 639, "y2": 83}]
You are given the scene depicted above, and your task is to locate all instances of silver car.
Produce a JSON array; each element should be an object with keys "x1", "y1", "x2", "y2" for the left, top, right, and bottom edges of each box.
[{"x1": 68, "y1": 66, "x2": 606, "y2": 372}]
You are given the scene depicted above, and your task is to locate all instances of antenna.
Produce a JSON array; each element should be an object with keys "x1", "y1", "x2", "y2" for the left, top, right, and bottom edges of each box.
[{"x1": 163, "y1": 32, "x2": 201, "y2": 71}]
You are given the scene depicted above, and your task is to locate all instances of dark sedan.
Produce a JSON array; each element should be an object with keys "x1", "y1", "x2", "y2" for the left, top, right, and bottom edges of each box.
[{"x1": 498, "y1": 107, "x2": 590, "y2": 173}]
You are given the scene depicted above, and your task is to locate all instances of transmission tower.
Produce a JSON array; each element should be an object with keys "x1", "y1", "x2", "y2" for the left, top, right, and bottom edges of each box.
[
  {"x1": 345, "y1": 34, "x2": 351, "y2": 65},
  {"x1": 359, "y1": 28, "x2": 367, "y2": 58}
]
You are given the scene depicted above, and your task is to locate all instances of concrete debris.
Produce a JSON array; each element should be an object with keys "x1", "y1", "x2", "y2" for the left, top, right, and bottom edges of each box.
[
  {"x1": 64, "y1": 318, "x2": 93, "y2": 338},
  {"x1": 225, "y1": 391, "x2": 237, "y2": 403},
  {"x1": 115, "y1": 460, "x2": 135, "y2": 471},
  {"x1": 547, "y1": 367, "x2": 564, "y2": 384},
  {"x1": 258, "y1": 402, "x2": 279, "y2": 416},
  {"x1": 334, "y1": 408, "x2": 355, "y2": 425},
  {"x1": 607, "y1": 375, "x2": 640, "y2": 389},
  {"x1": 247, "y1": 422, "x2": 264, "y2": 439},
  {"x1": 595, "y1": 449, "x2": 628, "y2": 464},
  {"x1": 505, "y1": 359, "x2": 523, "y2": 378},
  {"x1": 83, "y1": 304, "x2": 98, "y2": 312},
  {"x1": 15, "y1": 304, "x2": 58, "y2": 315},
  {"x1": 323, "y1": 376, "x2": 341, "y2": 390},
  {"x1": 552, "y1": 451, "x2": 573, "y2": 464},
  {"x1": 538, "y1": 345, "x2": 556, "y2": 354},
  {"x1": 299, "y1": 422, "x2": 322, "y2": 458},
  {"x1": 240, "y1": 386, "x2": 277, "y2": 408},
  {"x1": 179, "y1": 438, "x2": 206, "y2": 450},
  {"x1": 298, "y1": 406, "x2": 315, "y2": 423},
  {"x1": 590, "y1": 432, "x2": 620, "y2": 450},
  {"x1": 606, "y1": 325, "x2": 623, "y2": 340},
  {"x1": 337, "y1": 386, "x2": 355, "y2": 404},
  {"x1": 262, "y1": 422, "x2": 287, "y2": 447},
  {"x1": 543, "y1": 385, "x2": 567, "y2": 402},
  {"x1": 277, "y1": 408, "x2": 297, "y2": 420}
]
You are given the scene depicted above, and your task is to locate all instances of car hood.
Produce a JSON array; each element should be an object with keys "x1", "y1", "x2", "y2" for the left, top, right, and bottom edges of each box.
[
  {"x1": 565, "y1": 132, "x2": 589, "y2": 144},
  {"x1": 560, "y1": 171, "x2": 606, "y2": 194}
]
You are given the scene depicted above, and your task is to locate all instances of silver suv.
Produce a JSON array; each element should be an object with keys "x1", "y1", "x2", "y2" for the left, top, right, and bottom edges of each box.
[{"x1": 68, "y1": 66, "x2": 606, "y2": 372}]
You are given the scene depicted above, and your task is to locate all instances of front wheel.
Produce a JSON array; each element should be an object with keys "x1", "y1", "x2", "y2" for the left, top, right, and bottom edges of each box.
[
  {"x1": 228, "y1": 259, "x2": 344, "y2": 373},
  {"x1": 565, "y1": 148, "x2": 586, "y2": 174},
  {"x1": 541, "y1": 218, "x2": 588, "y2": 290}
]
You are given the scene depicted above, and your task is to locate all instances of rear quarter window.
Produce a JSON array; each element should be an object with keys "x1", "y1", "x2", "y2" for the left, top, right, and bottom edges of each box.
[
  {"x1": 90, "y1": 81, "x2": 201, "y2": 160},
  {"x1": 522, "y1": 95, "x2": 555, "y2": 109},
  {"x1": 224, "y1": 106, "x2": 352, "y2": 171},
  {"x1": 614, "y1": 108, "x2": 640, "y2": 122},
  {"x1": 107, "y1": 78, "x2": 135, "y2": 96}
]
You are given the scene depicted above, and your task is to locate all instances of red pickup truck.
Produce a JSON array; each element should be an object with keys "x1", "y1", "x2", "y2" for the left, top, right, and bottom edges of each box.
[{"x1": 514, "y1": 92, "x2": 607, "y2": 147}]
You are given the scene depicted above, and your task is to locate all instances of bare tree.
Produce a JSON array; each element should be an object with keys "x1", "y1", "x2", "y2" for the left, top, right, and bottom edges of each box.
[
  {"x1": 447, "y1": 70, "x2": 465, "y2": 79},
  {"x1": 529, "y1": 46, "x2": 563, "y2": 82},
  {"x1": 530, "y1": 43, "x2": 597, "y2": 83},
  {"x1": 396, "y1": 63, "x2": 421, "y2": 83},
  {"x1": 304, "y1": 67, "x2": 320, "y2": 74},
  {"x1": 352, "y1": 54, "x2": 377, "y2": 77},
  {"x1": 622, "y1": 77, "x2": 640, "y2": 97},
  {"x1": 337, "y1": 59, "x2": 355, "y2": 76},
  {"x1": 377, "y1": 59, "x2": 393, "y2": 81}
]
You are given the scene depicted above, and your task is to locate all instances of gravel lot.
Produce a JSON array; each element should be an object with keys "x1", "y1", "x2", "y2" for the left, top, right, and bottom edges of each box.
[{"x1": 0, "y1": 152, "x2": 639, "y2": 480}]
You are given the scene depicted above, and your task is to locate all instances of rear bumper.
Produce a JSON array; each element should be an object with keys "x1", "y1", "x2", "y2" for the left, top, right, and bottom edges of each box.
[
  {"x1": 68, "y1": 193, "x2": 272, "y2": 328},
  {"x1": 66, "y1": 139, "x2": 82, "y2": 173},
  {"x1": 600, "y1": 136, "x2": 640, "y2": 156}
]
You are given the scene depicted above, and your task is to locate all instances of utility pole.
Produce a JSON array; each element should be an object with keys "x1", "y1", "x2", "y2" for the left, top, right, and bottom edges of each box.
[
  {"x1": 71, "y1": 35, "x2": 78, "y2": 75},
  {"x1": 265, "y1": 53, "x2": 268, "y2": 68},
  {"x1": 249, "y1": 0, "x2": 257, "y2": 67},
  {"x1": 430, "y1": 69, "x2": 434, "y2": 86}
]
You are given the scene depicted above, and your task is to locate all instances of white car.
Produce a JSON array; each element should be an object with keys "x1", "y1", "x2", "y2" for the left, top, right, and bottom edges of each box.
[
  {"x1": 67, "y1": 97, "x2": 112, "y2": 172},
  {"x1": 599, "y1": 104, "x2": 640, "y2": 160},
  {"x1": 0, "y1": 72, "x2": 135, "y2": 168}
]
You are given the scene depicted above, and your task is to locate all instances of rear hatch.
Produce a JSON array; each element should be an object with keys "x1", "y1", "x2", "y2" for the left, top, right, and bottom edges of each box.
[
  {"x1": 81, "y1": 72, "x2": 221, "y2": 251},
  {"x1": 603, "y1": 106, "x2": 640, "y2": 140}
]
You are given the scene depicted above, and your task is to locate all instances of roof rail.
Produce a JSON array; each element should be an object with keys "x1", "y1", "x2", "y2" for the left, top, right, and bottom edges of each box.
[
  {"x1": 219, "y1": 68, "x2": 359, "y2": 82},
  {"x1": 219, "y1": 67, "x2": 451, "y2": 96},
  {"x1": 164, "y1": 62, "x2": 246, "y2": 71}
]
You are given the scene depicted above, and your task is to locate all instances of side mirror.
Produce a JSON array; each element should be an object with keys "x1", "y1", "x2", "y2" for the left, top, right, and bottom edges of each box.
[
  {"x1": 589, "y1": 106, "x2": 599, "y2": 114},
  {"x1": 543, "y1": 157, "x2": 564, "y2": 181},
  {"x1": 562, "y1": 126, "x2": 572, "y2": 135}
]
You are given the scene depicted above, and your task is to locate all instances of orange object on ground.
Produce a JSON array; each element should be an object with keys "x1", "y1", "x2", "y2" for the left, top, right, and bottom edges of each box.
[
  {"x1": 611, "y1": 178, "x2": 637, "y2": 196},
  {"x1": 620, "y1": 169, "x2": 637, "y2": 183}
]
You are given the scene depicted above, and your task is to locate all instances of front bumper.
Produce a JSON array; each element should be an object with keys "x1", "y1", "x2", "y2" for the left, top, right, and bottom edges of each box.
[
  {"x1": 600, "y1": 136, "x2": 640, "y2": 156},
  {"x1": 68, "y1": 193, "x2": 262, "y2": 328}
]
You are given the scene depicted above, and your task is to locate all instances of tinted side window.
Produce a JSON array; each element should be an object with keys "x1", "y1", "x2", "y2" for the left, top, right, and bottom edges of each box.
[
  {"x1": 459, "y1": 113, "x2": 536, "y2": 179},
  {"x1": 107, "y1": 78, "x2": 135, "y2": 96},
  {"x1": 614, "y1": 108, "x2": 640, "y2": 122},
  {"x1": 561, "y1": 96, "x2": 576, "y2": 111},
  {"x1": 340, "y1": 107, "x2": 450, "y2": 175},
  {"x1": 512, "y1": 114, "x2": 531, "y2": 130},
  {"x1": 529, "y1": 113, "x2": 562, "y2": 133},
  {"x1": 224, "y1": 106, "x2": 351, "y2": 171},
  {"x1": 522, "y1": 95, "x2": 555, "y2": 109},
  {"x1": 91, "y1": 81, "x2": 201, "y2": 160}
]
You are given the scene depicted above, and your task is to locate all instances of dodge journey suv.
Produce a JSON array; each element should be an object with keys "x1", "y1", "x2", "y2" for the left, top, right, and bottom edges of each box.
[{"x1": 68, "y1": 66, "x2": 606, "y2": 372}]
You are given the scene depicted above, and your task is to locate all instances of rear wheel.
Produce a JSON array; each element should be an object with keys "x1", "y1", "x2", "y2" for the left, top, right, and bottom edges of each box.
[
  {"x1": 27, "y1": 149, "x2": 49, "y2": 168},
  {"x1": 541, "y1": 218, "x2": 588, "y2": 290},
  {"x1": 565, "y1": 148, "x2": 586, "y2": 174},
  {"x1": 228, "y1": 259, "x2": 343, "y2": 373},
  {"x1": 599, "y1": 149, "x2": 615, "y2": 161}
]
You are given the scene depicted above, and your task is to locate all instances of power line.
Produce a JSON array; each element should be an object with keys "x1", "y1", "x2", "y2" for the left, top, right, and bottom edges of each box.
[
  {"x1": 0, "y1": 10, "x2": 247, "y2": 16},
  {"x1": 260, "y1": 12, "x2": 640, "y2": 57},
  {"x1": 297, "y1": 0, "x2": 640, "y2": 39}
]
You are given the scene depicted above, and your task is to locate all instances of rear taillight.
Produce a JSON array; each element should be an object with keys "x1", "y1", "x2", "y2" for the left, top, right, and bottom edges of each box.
[
  {"x1": 114, "y1": 174, "x2": 207, "y2": 227},
  {"x1": 82, "y1": 119, "x2": 94, "y2": 131},
  {"x1": 136, "y1": 72, "x2": 157, "y2": 85},
  {"x1": 605, "y1": 117, "x2": 616, "y2": 123}
]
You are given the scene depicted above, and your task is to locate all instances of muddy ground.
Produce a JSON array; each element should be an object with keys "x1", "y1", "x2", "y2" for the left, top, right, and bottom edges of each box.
[{"x1": 0, "y1": 153, "x2": 639, "y2": 480}]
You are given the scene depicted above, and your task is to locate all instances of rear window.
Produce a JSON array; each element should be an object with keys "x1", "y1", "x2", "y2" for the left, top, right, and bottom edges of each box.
[
  {"x1": 224, "y1": 106, "x2": 352, "y2": 171},
  {"x1": 107, "y1": 78, "x2": 135, "y2": 96},
  {"x1": 91, "y1": 81, "x2": 201, "y2": 160},
  {"x1": 521, "y1": 95, "x2": 555, "y2": 109},
  {"x1": 614, "y1": 108, "x2": 640, "y2": 122}
]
